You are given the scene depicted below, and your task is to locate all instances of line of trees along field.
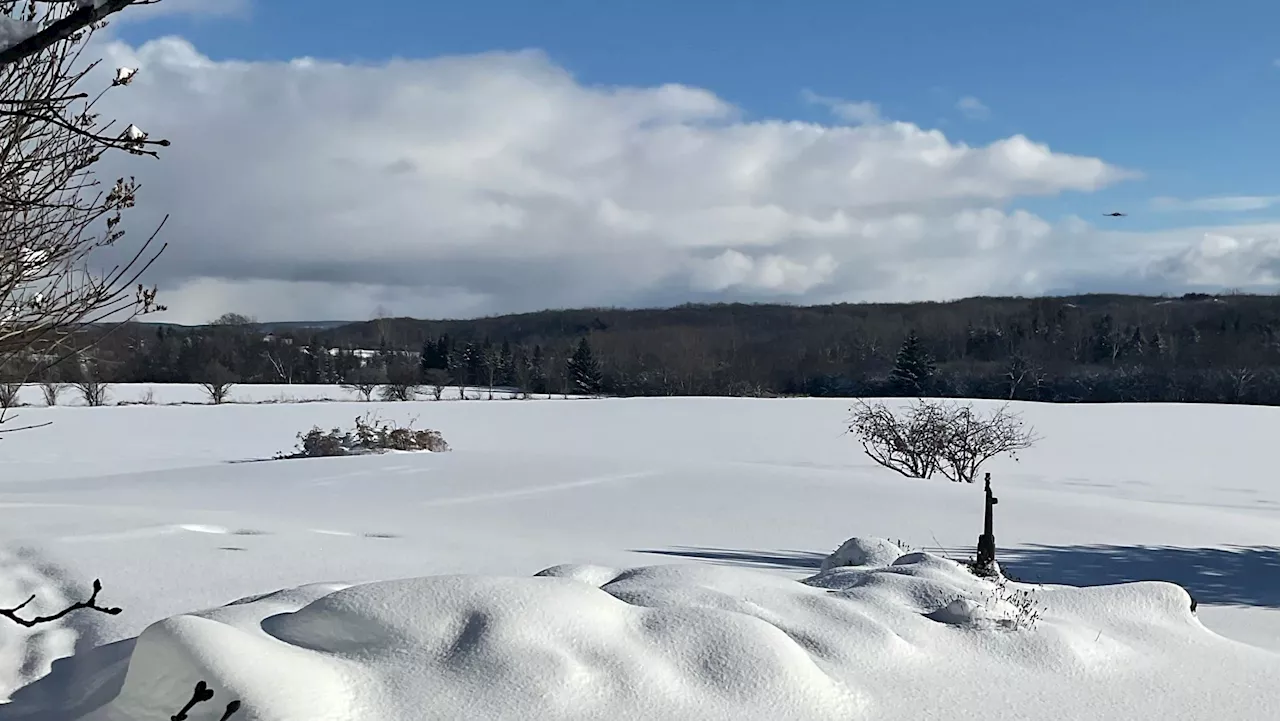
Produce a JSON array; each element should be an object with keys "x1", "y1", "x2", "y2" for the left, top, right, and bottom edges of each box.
[{"x1": 44, "y1": 292, "x2": 1280, "y2": 405}]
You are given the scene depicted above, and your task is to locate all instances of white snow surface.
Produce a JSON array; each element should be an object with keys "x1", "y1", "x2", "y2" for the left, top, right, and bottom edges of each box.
[{"x1": 0, "y1": 388, "x2": 1278, "y2": 719}]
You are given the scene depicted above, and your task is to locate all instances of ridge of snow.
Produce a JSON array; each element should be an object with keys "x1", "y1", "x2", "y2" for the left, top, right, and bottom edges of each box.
[{"x1": 80, "y1": 546, "x2": 1279, "y2": 721}]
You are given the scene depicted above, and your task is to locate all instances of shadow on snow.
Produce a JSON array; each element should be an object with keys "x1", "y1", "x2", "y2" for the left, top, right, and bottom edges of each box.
[
  {"x1": 637, "y1": 543, "x2": 1280, "y2": 608},
  {"x1": 1000, "y1": 544, "x2": 1280, "y2": 608},
  {"x1": 631, "y1": 546, "x2": 826, "y2": 572}
]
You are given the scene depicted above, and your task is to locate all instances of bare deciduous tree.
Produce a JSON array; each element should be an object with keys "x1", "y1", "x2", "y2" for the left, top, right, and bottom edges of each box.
[
  {"x1": 1004, "y1": 352, "x2": 1044, "y2": 400},
  {"x1": 848, "y1": 399, "x2": 952, "y2": 479},
  {"x1": 380, "y1": 381, "x2": 418, "y2": 402},
  {"x1": 848, "y1": 399, "x2": 1039, "y2": 483},
  {"x1": 483, "y1": 345, "x2": 501, "y2": 400},
  {"x1": 72, "y1": 373, "x2": 108, "y2": 406},
  {"x1": 0, "y1": 380, "x2": 19, "y2": 408},
  {"x1": 263, "y1": 348, "x2": 294, "y2": 384},
  {"x1": 198, "y1": 360, "x2": 236, "y2": 404},
  {"x1": 934, "y1": 403, "x2": 1039, "y2": 483},
  {"x1": 39, "y1": 379, "x2": 62, "y2": 405},
  {"x1": 209, "y1": 312, "x2": 255, "y2": 327},
  {"x1": 0, "y1": 0, "x2": 170, "y2": 429},
  {"x1": 341, "y1": 365, "x2": 384, "y2": 401},
  {"x1": 380, "y1": 361, "x2": 419, "y2": 402},
  {"x1": 424, "y1": 367, "x2": 449, "y2": 400}
]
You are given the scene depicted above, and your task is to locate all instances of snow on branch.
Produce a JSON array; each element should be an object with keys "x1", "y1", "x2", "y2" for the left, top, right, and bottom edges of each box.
[{"x1": 0, "y1": 1, "x2": 163, "y2": 67}]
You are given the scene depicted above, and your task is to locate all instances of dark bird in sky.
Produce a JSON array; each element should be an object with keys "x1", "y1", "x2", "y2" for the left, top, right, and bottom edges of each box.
[{"x1": 1103, "y1": 212, "x2": 1127, "y2": 217}]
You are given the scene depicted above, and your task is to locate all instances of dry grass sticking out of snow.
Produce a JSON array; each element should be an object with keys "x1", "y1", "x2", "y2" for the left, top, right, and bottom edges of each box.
[
  {"x1": 1, "y1": 383, "x2": 558, "y2": 407},
  {"x1": 79, "y1": 543, "x2": 1278, "y2": 721}
]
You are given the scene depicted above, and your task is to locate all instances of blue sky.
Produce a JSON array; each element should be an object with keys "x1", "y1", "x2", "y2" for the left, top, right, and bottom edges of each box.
[
  {"x1": 94, "y1": 1, "x2": 1280, "y2": 321},
  {"x1": 123, "y1": 0, "x2": 1280, "y2": 232}
]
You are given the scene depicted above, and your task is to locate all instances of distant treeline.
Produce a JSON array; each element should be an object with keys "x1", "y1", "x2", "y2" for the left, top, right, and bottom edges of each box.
[{"x1": 37, "y1": 292, "x2": 1280, "y2": 405}]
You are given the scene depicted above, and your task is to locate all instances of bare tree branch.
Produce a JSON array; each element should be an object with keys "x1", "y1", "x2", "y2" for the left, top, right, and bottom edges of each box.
[
  {"x1": 0, "y1": 577, "x2": 120, "y2": 627},
  {"x1": 0, "y1": 1, "x2": 162, "y2": 67},
  {"x1": 0, "y1": 0, "x2": 169, "y2": 428}
]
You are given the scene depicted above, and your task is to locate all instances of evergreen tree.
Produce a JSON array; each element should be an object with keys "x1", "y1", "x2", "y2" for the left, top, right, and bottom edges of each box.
[
  {"x1": 567, "y1": 337, "x2": 603, "y2": 395},
  {"x1": 420, "y1": 335, "x2": 450, "y2": 372},
  {"x1": 499, "y1": 339, "x2": 516, "y2": 385},
  {"x1": 529, "y1": 344, "x2": 548, "y2": 394},
  {"x1": 890, "y1": 331, "x2": 935, "y2": 395},
  {"x1": 419, "y1": 338, "x2": 438, "y2": 374},
  {"x1": 437, "y1": 335, "x2": 451, "y2": 365}
]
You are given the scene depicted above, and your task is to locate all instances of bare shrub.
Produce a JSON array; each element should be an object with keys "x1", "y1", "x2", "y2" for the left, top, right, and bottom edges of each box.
[
  {"x1": 0, "y1": 382, "x2": 20, "y2": 409},
  {"x1": 72, "y1": 373, "x2": 110, "y2": 407},
  {"x1": 280, "y1": 413, "x2": 449, "y2": 459},
  {"x1": 198, "y1": 360, "x2": 237, "y2": 405},
  {"x1": 847, "y1": 399, "x2": 952, "y2": 479},
  {"x1": 39, "y1": 381, "x2": 63, "y2": 406},
  {"x1": 935, "y1": 404, "x2": 1039, "y2": 483},
  {"x1": 986, "y1": 576, "x2": 1044, "y2": 630},
  {"x1": 423, "y1": 368, "x2": 450, "y2": 400},
  {"x1": 848, "y1": 399, "x2": 1038, "y2": 483},
  {"x1": 380, "y1": 382, "x2": 418, "y2": 402},
  {"x1": 340, "y1": 365, "x2": 385, "y2": 401},
  {"x1": 379, "y1": 361, "x2": 420, "y2": 401}
]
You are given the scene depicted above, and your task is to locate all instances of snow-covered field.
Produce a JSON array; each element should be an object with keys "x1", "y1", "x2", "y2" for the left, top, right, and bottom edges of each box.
[{"x1": 1, "y1": 386, "x2": 1278, "y2": 719}]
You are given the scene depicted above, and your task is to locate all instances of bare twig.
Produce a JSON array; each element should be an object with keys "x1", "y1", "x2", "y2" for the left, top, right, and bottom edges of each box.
[
  {"x1": 0, "y1": 0, "x2": 170, "y2": 427},
  {"x1": 170, "y1": 680, "x2": 243, "y2": 721},
  {"x1": 0, "y1": 577, "x2": 120, "y2": 627}
]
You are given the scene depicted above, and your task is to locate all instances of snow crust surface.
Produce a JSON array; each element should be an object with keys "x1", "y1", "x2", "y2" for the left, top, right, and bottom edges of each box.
[
  {"x1": 0, "y1": 390, "x2": 1278, "y2": 719},
  {"x1": 84, "y1": 546, "x2": 1280, "y2": 721}
]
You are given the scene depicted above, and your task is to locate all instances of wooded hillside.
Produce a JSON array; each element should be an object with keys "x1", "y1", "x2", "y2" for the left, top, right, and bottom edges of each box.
[{"x1": 48, "y1": 292, "x2": 1280, "y2": 405}]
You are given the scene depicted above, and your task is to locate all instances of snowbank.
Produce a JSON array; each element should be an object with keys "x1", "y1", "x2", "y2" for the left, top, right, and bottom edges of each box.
[{"x1": 78, "y1": 542, "x2": 1279, "y2": 721}]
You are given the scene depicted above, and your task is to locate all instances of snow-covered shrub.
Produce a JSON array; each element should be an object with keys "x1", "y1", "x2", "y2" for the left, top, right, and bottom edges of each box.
[{"x1": 280, "y1": 413, "x2": 449, "y2": 459}]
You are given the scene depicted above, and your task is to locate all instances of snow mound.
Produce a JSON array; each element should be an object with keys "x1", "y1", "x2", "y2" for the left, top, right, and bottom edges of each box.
[
  {"x1": 82, "y1": 545, "x2": 1280, "y2": 721},
  {"x1": 818, "y1": 536, "x2": 904, "y2": 571}
]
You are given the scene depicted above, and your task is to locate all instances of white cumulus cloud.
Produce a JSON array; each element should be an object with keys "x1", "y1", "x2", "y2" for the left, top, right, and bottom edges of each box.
[
  {"x1": 80, "y1": 37, "x2": 1249, "y2": 323},
  {"x1": 1146, "y1": 230, "x2": 1280, "y2": 288}
]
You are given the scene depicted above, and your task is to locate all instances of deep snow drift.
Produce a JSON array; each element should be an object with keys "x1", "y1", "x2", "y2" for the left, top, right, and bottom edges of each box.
[
  {"x1": 80, "y1": 541, "x2": 1280, "y2": 721},
  {"x1": 1, "y1": 388, "x2": 1279, "y2": 719}
]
